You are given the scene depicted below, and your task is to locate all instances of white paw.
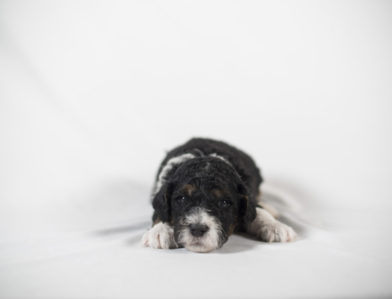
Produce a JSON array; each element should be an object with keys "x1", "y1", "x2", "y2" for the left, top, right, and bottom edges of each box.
[
  {"x1": 258, "y1": 221, "x2": 297, "y2": 243},
  {"x1": 142, "y1": 222, "x2": 177, "y2": 249}
]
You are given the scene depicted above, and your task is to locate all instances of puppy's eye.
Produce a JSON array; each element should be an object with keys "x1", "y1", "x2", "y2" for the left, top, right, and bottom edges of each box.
[
  {"x1": 219, "y1": 199, "x2": 232, "y2": 208},
  {"x1": 174, "y1": 196, "x2": 187, "y2": 204}
]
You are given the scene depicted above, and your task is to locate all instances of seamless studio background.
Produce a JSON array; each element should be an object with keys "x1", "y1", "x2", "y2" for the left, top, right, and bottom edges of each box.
[{"x1": 1, "y1": 1, "x2": 392, "y2": 298}]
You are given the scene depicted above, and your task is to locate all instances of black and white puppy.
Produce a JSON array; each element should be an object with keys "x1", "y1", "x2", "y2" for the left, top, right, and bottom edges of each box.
[{"x1": 142, "y1": 138, "x2": 296, "y2": 253}]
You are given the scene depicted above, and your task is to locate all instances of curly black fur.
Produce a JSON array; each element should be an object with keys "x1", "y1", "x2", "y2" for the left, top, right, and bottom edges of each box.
[{"x1": 151, "y1": 138, "x2": 263, "y2": 246}]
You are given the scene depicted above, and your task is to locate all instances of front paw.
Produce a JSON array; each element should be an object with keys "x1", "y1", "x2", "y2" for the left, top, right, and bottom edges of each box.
[
  {"x1": 142, "y1": 222, "x2": 177, "y2": 249},
  {"x1": 258, "y1": 221, "x2": 297, "y2": 242}
]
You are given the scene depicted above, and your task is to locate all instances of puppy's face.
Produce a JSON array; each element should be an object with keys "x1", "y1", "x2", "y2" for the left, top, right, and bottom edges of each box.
[
  {"x1": 170, "y1": 179, "x2": 239, "y2": 252},
  {"x1": 153, "y1": 158, "x2": 255, "y2": 253}
]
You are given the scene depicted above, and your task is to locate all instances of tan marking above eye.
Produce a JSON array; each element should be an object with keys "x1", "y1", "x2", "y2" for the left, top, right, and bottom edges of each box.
[
  {"x1": 183, "y1": 184, "x2": 196, "y2": 195},
  {"x1": 212, "y1": 189, "x2": 223, "y2": 198}
]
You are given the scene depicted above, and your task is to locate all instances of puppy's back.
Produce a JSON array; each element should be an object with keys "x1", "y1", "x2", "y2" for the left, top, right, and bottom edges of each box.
[{"x1": 157, "y1": 137, "x2": 263, "y2": 202}]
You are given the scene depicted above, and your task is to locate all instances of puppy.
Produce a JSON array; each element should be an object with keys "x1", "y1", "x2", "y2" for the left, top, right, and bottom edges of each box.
[{"x1": 142, "y1": 138, "x2": 296, "y2": 253}]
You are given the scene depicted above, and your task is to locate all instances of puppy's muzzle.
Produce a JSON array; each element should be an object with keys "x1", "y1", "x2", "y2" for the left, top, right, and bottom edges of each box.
[
  {"x1": 189, "y1": 223, "x2": 209, "y2": 237},
  {"x1": 176, "y1": 207, "x2": 223, "y2": 253}
]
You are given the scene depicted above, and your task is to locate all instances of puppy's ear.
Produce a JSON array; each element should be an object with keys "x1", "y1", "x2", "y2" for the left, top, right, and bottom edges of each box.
[
  {"x1": 152, "y1": 183, "x2": 172, "y2": 223},
  {"x1": 238, "y1": 183, "x2": 256, "y2": 227}
]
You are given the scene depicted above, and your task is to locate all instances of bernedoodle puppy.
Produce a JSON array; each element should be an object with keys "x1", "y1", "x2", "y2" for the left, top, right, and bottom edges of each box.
[{"x1": 142, "y1": 138, "x2": 296, "y2": 253}]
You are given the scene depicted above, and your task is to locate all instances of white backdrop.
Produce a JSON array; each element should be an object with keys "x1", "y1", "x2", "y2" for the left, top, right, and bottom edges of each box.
[{"x1": 1, "y1": 1, "x2": 392, "y2": 298}]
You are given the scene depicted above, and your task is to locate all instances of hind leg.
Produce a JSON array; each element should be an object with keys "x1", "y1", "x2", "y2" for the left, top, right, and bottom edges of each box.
[{"x1": 246, "y1": 206, "x2": 297, "y2": 242}]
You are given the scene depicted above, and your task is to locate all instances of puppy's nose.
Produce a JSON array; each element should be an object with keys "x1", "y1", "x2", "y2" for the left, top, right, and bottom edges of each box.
[{"x1": 189, "y1": 224, "x2": 209, "y2": 237}]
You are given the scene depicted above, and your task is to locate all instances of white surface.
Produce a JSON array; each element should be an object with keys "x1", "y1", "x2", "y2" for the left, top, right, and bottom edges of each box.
[{"x1": 1, "y1": 1, "x2": 392, "y2": 298}]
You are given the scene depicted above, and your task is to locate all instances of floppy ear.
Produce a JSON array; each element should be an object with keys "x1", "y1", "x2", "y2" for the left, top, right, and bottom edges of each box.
[
  {"x1": 152, "y1": 183, "x2": 172, "y2": 223},
  {"x1": 238, "y1": 184, "x2": 256, "y2": 227}
]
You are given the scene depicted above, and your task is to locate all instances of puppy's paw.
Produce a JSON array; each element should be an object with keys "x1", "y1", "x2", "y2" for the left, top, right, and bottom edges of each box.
[
  {"x1": 142, "y1": 222, "x2": 177, "y2": 249},
  {"x1": 258, "y1": 221, "x2": 297, "y2": 243}
]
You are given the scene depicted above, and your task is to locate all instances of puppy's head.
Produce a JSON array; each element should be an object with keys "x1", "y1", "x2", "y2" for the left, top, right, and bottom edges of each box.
[{"x1": 152, "y1": 157, "x2": 256, "y2": 253}]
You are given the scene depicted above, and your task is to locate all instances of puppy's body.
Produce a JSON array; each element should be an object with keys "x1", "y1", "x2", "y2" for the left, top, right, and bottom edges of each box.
[{"x1": 143, "y1": 138, "x2": 296, "y2": 252}]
